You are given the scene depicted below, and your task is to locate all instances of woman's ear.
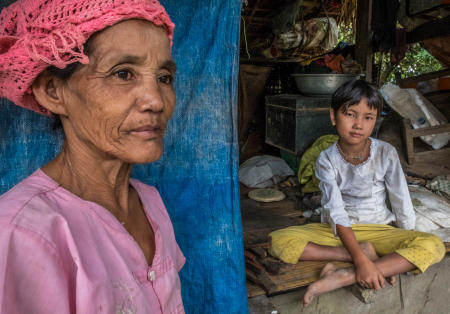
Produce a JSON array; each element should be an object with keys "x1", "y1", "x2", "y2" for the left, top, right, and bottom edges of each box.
[
  {"x1": 330, "y1": 108, "x2": 336, "y2": 126},
  {"x1": 31, "y1": 71, "x2": 68, "y2": 116}
]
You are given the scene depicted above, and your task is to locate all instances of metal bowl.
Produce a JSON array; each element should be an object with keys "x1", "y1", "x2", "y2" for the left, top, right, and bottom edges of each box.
[{"x1": 291, "y1": 73, "x2": 358, "y2": 97}]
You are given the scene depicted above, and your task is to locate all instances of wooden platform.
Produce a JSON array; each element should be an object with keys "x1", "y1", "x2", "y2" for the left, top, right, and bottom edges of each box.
[
  {"x1": 247, "y1": 260, "x2": 352, "y2": 297},
  {"x1": 247, "y1": 243, "x2": 450, "y2": 298}
]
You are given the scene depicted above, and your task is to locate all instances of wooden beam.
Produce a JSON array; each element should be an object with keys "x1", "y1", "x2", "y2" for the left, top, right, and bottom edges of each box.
[
  {"x1": 402, "y1": 119, "x2": 450, "y2": 165},
  {"x1": 406, "y1": 3, "x2": 450, "y2": 17},
  {"x1": 406, "y1": 16, "x2": 450, "y2": 43},
  {"x1": 398, "y1": 68, "x2": 450, "y2": 87},
  {"x1": 414, "y1": 148, "x2": 450, "y2": 164},
  {"x1": 410, "y1": 124, "x2": 450, "y2": 138},
  {"x1": 355, "y1": 0, "x2": 373, "y2": 82}
]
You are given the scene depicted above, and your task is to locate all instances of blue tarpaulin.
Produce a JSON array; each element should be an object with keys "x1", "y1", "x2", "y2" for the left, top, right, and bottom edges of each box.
[{"x1": 0, "y1": 0, "x2": 248, "y2": 312}]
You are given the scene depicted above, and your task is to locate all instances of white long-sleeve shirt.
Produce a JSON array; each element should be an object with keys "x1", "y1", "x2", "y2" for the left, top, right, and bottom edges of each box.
[{"x1": 315, "y1": 138, "x2": 416, "y2": 235}]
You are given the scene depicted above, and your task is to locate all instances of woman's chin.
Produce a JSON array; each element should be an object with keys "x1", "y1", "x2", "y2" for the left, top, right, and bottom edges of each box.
[
  {"x1": 131, "y1": 151, "x2": 163, "y2": 164},
  {"x1": 117, "y1": 145, "x2": 163, "y2": 164}
]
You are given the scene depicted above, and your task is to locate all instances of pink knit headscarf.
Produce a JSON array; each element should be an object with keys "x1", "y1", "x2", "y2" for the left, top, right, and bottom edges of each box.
[{"x1": 0, "y1": 0, "x2": 174, "y2": 115}]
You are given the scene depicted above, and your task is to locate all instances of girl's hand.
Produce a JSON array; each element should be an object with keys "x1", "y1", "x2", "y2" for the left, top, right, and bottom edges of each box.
[
  {"x1": 354, "y1": 258, "x2": 385, "y2": 290},
  {"x1": 335, "y1": 225, "x2": 385, "y2": 290}
]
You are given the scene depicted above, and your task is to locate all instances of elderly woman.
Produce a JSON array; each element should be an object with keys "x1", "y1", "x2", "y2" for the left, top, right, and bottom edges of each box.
[{"x1": 0, "y1": 0, "x2": 185, "y2": 313}]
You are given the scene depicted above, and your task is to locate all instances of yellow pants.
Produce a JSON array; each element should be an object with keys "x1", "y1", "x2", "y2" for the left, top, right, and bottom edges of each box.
[{"x1": 269, "y1": 223, "x2": 446, "y2": 273}]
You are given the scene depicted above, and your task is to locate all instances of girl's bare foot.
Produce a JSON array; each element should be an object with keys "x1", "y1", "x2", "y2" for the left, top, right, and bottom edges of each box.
[
  {"x1": 359, "y1": 242, "x2": 395, "y2": 286},
  {"x1": 303, "y1": 263, "x2": 336, "y2": 307},
  {"x1": 387, "y1": 275, "x2": 396, "y2": 286},
  {"x1": 303, "y1": 263, "x2": 354, "y2": 307},
  {"x1": 319, "y1": 262, "x2": 336, "y2": 277},
  {"x1": 359, "y1": 242, "x2": 378, "y2": 261}
]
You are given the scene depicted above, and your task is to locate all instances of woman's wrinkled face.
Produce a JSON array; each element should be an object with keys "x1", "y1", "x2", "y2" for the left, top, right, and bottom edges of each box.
[{"x1": 60, "y1": 19, "x2": 176, "y2": 164}]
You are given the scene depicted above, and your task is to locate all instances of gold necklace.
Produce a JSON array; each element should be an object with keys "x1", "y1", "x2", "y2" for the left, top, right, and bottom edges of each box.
[{"x1": 337, "y1": 139, "x2": 369, "y2": 163}]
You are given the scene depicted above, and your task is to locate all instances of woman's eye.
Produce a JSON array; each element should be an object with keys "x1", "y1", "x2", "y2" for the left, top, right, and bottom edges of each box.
[
  {"x1": 159, "y1": 74, "x2": 174, "y2": 85},
  {"x1": 114, "y1": 70, "x2": 133, "y2": 81}
]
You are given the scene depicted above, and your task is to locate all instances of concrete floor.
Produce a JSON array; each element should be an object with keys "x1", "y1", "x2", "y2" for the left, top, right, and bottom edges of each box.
[{"x1": 249, "y1": 254, "x2": 450, "y2": 314}]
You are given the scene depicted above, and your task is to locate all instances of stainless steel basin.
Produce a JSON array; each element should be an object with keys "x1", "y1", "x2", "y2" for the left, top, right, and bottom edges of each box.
[{"x1": 291, "y1": 73, "x2": 358, "y2": 97}]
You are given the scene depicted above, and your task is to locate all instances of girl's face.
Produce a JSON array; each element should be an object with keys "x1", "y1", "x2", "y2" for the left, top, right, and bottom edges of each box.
[
  {"x1": 330, "y1": 98, "x2": 377, "y2": 146},
  {"x1": 57, "y1": 19, "x2": 176, "y2": 164}
]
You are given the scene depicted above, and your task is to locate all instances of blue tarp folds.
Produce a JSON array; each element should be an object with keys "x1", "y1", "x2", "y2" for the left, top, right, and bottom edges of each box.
[{"x1": 0, "y1": 0, "x2": 248, "y2": 312}]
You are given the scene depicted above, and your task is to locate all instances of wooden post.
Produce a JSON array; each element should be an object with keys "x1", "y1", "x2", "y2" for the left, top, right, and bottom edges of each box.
[
  {"x1": 398, "y1": 68, "x2": 450, "y2": 88},
  {"x1": 402, "y1": 119, "x2": 414, "y2": 164},
  {"x1": 355, "y1": 0, "x2": 373, "y2": 82}
]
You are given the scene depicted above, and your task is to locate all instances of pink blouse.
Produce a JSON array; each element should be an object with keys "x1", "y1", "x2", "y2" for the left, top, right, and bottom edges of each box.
[{"x1": 0, "y1": 169, "x2": 185, "y2": 314}]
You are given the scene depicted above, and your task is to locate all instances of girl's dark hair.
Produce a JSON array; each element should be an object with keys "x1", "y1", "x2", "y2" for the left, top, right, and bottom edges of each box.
[
  {"x1": 45, "y1": 39, "x2": 93, "y2": 129},
  {"x1": 331, "y1": 79, "x2": 383, "y2": 116}
]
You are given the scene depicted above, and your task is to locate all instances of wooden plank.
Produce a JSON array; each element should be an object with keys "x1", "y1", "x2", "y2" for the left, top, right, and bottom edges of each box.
[
  {"x1": 247, "y1": 260, "x2": 352, "y2": 297},
  {"x1": 406, "y1": 3, "x2": 450, "y2": 17},
  {"x1": 241, "y1": 198, "x2": 306, "y2": 245},
  {"x1": 258, "y1": 271, "x2": 279, "y2": 294},
  {"x1": 406, "y1": 15, "x2": 450, "y2": 43},
  {"x1": 410, "y1": 123, "x2": 450, "y2": 137},
  {"x1": 398, "y1": 68, "x2": 450, "y2": 87},
  {"x1": 264, "y1": 261, "x2": 353, "y2": 295},
  {"x1": 402, "y1": 119, "x2": 415, "y2": 164},
  {"x1": 355, "y1": 0, "x2": 373, "y2": 82},
  {"x1": 247, "y1": 281, "x2": 266, "y2": 297},
  {"x1": 414, "y1": 148, "x2": 450, "y2": 164},
  {"x1": 257, "y1": 199, "x2": 302, "y2": 217},
  {"x1": 424, "y1": 90, "x2": 450, "y2": 107}
]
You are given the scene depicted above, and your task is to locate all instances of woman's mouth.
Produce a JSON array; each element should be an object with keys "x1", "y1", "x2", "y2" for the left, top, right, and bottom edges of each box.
[
  {"x1": 350, "y1": 132, "x2": 363, "y2": 138},
  {"x1": 129, "y1": 125, "x2": 163, "y2": 139}
]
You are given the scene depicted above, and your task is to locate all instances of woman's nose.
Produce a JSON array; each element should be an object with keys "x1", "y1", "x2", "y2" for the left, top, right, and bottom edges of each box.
[{"x1": 135, "y1": 80, "x2": 164, "y2": 112}]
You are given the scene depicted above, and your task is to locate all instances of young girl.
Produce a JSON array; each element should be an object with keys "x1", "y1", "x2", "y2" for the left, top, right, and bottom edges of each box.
[{"x1": 269, "y1": 80, "x2": 445, "y2": 307}]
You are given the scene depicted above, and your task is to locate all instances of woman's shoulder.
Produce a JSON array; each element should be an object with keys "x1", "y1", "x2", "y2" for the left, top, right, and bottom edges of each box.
[
  {"x1": 129, "y1": 179, "x2": 161, "y2": 204},
  {"x1": 0, "y1": 170, "x2": 71, "y2": 240},
  {"x1": 130, "y1": 179, "x2": 182, "y2": 262},
  {"x1": 129, "y1": 179, "x2": 170, "y2": 219},
  {"x1": 0, "y1": 170, "x2": 59, "y2": 215},
  {"x1": 129, "y1": 178, "x2": 159, "y2": 194}
]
